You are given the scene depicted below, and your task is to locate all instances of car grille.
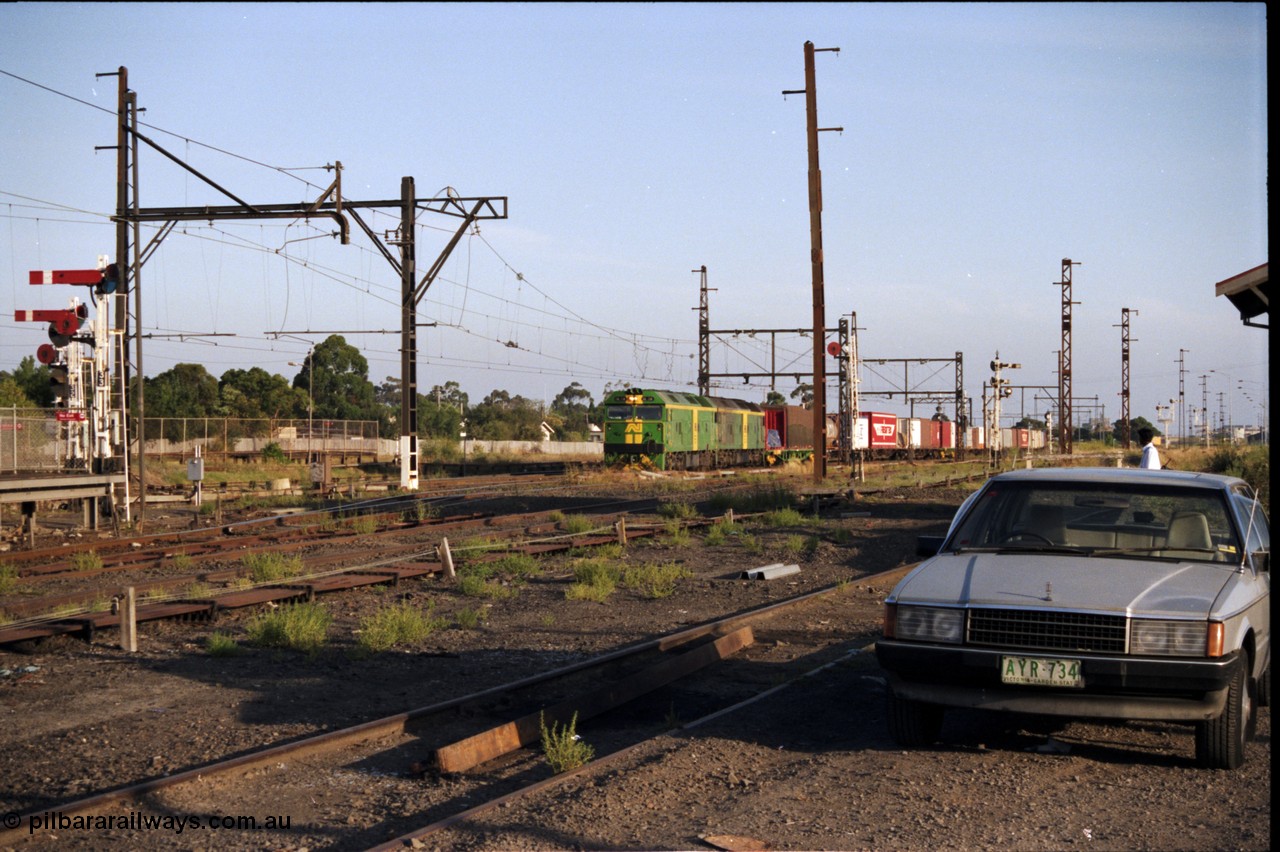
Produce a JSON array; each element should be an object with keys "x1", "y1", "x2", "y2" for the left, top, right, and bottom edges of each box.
[{"x1": 967, "y1": 608, "x2": 1127, "y2": 654}]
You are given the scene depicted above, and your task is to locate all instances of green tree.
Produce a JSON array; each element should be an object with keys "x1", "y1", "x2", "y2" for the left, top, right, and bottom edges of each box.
[
  {"x1": 219, "y1": 367, "x2": 306, "y2": 420},
  {"x1": 146, "y1": 364, "x2": 222, "y2": 418},
  {"x1": 0, "y1": 376, "x2": 35, "y2": 408},
  {"x1": 5, "y1": 356, "x2": 54, "y2": 407},
  {"x1": 550, "y1": 382, "x2": 593, "y2": 439},
  {"x1": 296, "y1": 335, "x2": 389, "y2": 434},
  {"x1": 469, "y1": 389, "x2": 543, "y2": 440},
  {"x1": 790, "y1": 384, "x2": 813, "y2": 408},
  {"x1": 1113, "y1": 416, "x2": 1160, "y2": 443},
  {"x1": 764, "y1": 390, "x2": 786, "y2": 406}
]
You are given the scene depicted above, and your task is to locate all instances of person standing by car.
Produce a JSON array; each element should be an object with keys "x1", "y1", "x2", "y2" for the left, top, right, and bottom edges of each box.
[{"x1": 1138, "y1": 427, "x2": 1161, "y2": 469}]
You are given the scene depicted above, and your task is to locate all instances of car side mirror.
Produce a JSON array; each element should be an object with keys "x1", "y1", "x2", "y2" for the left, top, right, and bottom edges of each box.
[
  {"x1": 1251, "y1": 549, "x2": 1269, "y2": 573},
  {"x1": 917, "y1": 535, "x2": 945, "y2": 558}
]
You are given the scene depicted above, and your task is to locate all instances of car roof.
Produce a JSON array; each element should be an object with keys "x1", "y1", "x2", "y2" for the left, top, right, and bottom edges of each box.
[{"x1": 988, "y1": 467, "x2": 1246, "y2": 492}]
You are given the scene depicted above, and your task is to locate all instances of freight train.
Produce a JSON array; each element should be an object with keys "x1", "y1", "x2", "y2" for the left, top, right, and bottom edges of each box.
[{"x1": 601, "y1": 387, "x2": 1046, "y2": 470}]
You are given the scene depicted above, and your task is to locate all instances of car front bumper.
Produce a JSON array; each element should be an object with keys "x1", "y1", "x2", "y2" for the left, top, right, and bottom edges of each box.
[{"x1": 875, "y1": 640, "x2": 1239, "y2": 722}]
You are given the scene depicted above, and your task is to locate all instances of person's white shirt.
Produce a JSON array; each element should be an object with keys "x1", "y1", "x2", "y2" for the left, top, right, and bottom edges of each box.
[{"x1": 1139, "y1": 441, "x2": 1161, "y2": 470}]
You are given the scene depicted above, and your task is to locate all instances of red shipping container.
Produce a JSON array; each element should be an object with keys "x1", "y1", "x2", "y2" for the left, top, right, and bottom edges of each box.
[{"x1": 865, "y1": 412, "x2": 898, "y2": 449}]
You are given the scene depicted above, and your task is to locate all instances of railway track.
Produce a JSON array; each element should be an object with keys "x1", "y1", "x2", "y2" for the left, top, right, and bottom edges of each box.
[
  {"x1": 0, "y1": 574, "x2": 896, "y2": 850},
  {"x1": 0, "y1": 472, "x2": 779, "y2": 647}
]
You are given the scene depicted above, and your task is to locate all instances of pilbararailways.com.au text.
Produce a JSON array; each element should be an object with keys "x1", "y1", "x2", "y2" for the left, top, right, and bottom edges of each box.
[{"x1": 20, "y1": 810, "x2": 291, "y2": 835}]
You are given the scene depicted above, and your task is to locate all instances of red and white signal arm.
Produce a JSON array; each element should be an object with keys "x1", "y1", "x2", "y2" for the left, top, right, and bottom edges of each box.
[
  {"x1": 29, "y1": 269, "x2": 103, "y2": 286},
  {"x1": 827, "y1": 342, "x2": 843, "y2": 358}
]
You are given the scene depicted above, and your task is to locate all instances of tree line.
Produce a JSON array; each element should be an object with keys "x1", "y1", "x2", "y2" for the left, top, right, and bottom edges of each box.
[{"x1": 1, "y1": 335, "x2": 600, "y2": 442}]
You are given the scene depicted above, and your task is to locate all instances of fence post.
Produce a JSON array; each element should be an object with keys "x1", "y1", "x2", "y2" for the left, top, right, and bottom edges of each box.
[
  {"x1": 438, "y1": 537, "x2": 456, "y2": 578},
  {"x1": 615, "y1": 518, "x2": 627, "y2": 547},
  {"x1": 120, "y1": 586, "x2": 138, "y2": 652}
]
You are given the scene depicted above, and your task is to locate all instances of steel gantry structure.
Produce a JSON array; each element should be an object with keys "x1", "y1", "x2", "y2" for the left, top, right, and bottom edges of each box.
[
  {"x1": 101, "y1": 67, "x2": 506, "y2": 513},
  {"x1": 1055, "y1": 258, "x2": 1081, "y2": 455},
  {"x1": 1117, "y1": 307, "x2": 1137, "y2": 448}
]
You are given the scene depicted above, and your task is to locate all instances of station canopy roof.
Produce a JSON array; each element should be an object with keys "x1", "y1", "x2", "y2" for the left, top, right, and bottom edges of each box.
[{"x1": 1214, "y1": 262, "x2": 1268, "y2": 328}]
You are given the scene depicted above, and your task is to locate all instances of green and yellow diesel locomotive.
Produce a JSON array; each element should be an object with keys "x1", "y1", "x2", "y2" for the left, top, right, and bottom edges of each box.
[{"x1": 602, "y1": 387, "x2": 773, "y2": 470}]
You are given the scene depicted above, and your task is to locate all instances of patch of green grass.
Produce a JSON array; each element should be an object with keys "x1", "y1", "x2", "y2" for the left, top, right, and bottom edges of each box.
[
  {"x1": 457, "y1": 571, "x2": 518, "y2": 599},
  {"x1": 622, "y1": 562, "x2": 692, "y2": 598},
  {"x1": 739, "y1": 533, "x2": 762, "y2": 554},
  {"x1": 762, "y1": 507, "x2": 808, "y2": 527},
  {"x1": 169, "y1": 552, "x2": 194, "y2": 572},
  {"x1": 0, "y1": 563, "x2": 17, "y2": 595},
  {"x1": 540, "y1": 711, "x2": 594, "y2": 774},
  {"x1": 656, "y1": 501, "x2": 699, "y2": 520},
  {"x1": 663, "y1": 520, "x2": 691, "y2": 546},
  {"x1": 703, "y1": 517, "x2": 736, "y2": 546},
  {"x1": 487, "y1": 553, "x2": 541, "y2": 580},
  {"x1": 454, "y1": 605, "x2": 487, "y2": 629},
  {"x1": 245, "y1": 601, "x2": 331, "y2": 653},
  {"x1": 707, "y1": 482, "x2": 796, "y2": 514},
  {"x1": 204, "y1": 632, "x2": 242, "y2": 657},
  {"x1": 348, "y1": 515, "x2": 378, "y2": 536},
  {"x1": 782, "y1": 534, "x2": 819, "y2": 558},
  {"x1": 242, "y1": 552, "x2": 304, "y2": 583},
  {"x1": 357, "y1": 600, "x2": 447, "y2": 653},
  {"x1": 560, "y1": 514, "x2": 596, "y2": 535},
  {"x1": 69, "y1": 550, "x2": 103, "y2": 572},
  {"x1": 565, "y1": 558, "x2": 619, "y2": 602}
]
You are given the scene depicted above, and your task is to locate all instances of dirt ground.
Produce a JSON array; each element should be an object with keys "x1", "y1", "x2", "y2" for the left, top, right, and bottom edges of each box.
[{"x1": 0, "y1": 478, "x2": 1270, "y2": 851}]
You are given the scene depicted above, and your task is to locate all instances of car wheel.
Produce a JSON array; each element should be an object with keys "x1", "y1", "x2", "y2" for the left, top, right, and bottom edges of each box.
[
  {"x1": 886, "y1": 687, "x2": 943, "y2": 747},
  {"x1": 1195, "y1": 662, "x2": 1251, "y2": 769}
]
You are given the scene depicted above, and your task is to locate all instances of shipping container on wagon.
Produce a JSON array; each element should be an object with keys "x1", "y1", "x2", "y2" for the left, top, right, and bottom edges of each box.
[
  {"x1": 853, "y1": 411, "x2": 898, "y2": 450},
  {"x1": 968, "y1": 426, "x2": 985, "y2": 450},
  {"x1": 937, "y1": 420, "x2": 956, "y2": 449},
  {"x1": 1028, "y1": 429, "x2": 1046, "y2": 451},
  {"x1": 763, "y1": 405, "x2": 814, "y2": 450},
  {"x1": 897, "y1": 418, "x2": 922, "y2": 450}
]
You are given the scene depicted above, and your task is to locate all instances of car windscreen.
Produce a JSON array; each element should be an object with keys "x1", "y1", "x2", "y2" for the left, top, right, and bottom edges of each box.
[{"x1": 947, "y1": 481, "x2": 1241, "y2": 562}]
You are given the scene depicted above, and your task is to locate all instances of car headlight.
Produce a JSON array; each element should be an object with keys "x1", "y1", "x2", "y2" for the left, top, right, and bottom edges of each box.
[
  {"x1": 894, "y1": 605, "x2": 965, "y2": 644},
  {"x1": 1129, "y1": 619, "x2": 1209, "y2": 657}
]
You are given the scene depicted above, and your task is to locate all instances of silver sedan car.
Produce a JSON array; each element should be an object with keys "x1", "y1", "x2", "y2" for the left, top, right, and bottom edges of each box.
[{"x1": 875, "y1": 467, "x2": 1270, "y2": 769}]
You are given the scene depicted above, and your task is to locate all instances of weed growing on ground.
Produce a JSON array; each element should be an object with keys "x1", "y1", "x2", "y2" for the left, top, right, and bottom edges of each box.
[
  {"x1": 0, "y1": 563, "x2": 16, "y2": 595},
  {"x1": 245, "y1": 601, "x2": 331, "y2": 653},
  {"x1": 488, "y1": 553, "x2": 541, "y2": 580},
  {"x1": 454, "y1": 605, "x2": 487, "y2": 629},
  {"x1": 242, "y1": 552, "x2": 303, "y2": 583},
  {"x1": 783, "y1": 534, "x2": 819, "y2": 558},
  {"x1": 348, "y1": 515, "x2": 378, "y2": 536},
  {"x1": 663, "y1": 520, "x2": 691, "y2": 546},
  {"x1": 703, "y1": 517, "x2": 736, "y2": 546},
  {"x1": 656, "y1": 501, "x2": 699, "y2": 520},
  {"x1": 622, "y1": 562, "x2": 692, "y2": 598},
  {"x1": 560, "y1": 514, "x2": 596, "y2": 535},
  {"x1": 565, "y1": 558, "x2": 619, "y2": 602},
  {"x1": 707, "y1": 482, "x2": 795, "y2": 514},
  {"x1": 739, "y1": 533, "x2": 762, "y2": 554},
  {"x1": 69, "y1": 550, "x2": 103, "y2": 572},
  {"x1": 540, "y1": 711, "x2": 594, "y2": 774},
  {"x1": 357, "y1": 599, "x2": 447, "y2": 653},
  {"x1": 204, "y1": 632, "x2": 242, "y2": 657},
  {"x1": 763, "y1": 507, "x2": 808, "y2": 527}
]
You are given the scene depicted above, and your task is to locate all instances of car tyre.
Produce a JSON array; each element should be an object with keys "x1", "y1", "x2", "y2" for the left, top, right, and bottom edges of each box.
[
  {"x1": 1195, "y1": 662, "x2": 1251, "y2": 769},
  {"x1": 886, "y1": 688, "x2": 943, "y2": 747}
]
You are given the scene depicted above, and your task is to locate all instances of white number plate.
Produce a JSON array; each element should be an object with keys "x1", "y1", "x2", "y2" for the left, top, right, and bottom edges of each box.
[{"x1": 1000, "y1": 655, "x2": 1082, "y2": 687}]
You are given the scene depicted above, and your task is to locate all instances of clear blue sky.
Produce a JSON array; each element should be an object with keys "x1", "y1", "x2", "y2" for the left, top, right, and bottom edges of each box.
[{"x1": 1, "y1": 2, "x2": 1268, "y2": 434}]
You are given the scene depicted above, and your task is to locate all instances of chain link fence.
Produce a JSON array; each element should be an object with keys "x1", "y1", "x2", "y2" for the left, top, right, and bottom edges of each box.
[
  {"x1": 0, "y1": 407, "x2": 91, "y2": 473},
  {"x1": 2, "y1": 411, "x2": 385, "y2": 472}
]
